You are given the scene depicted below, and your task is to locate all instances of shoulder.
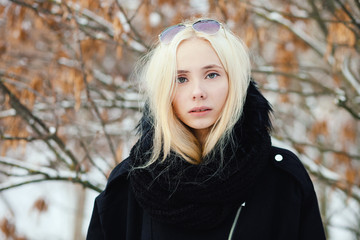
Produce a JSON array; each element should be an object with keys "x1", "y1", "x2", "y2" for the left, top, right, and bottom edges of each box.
[
  {"x1": 269, "y1": 146, "x2": 314, "y2": 197},
  {"x1": 90, "y1": 157, "x2": 144, "y2": 238},
  {"x1": 268, "y1": 147, "x2": 326, "y2": 239},
  {"x1": 94, "y1": 157, "x2": 132, "y2": 209},
  {"x1": 106, "y1": 157, "x2": 131, "y2": 187}
]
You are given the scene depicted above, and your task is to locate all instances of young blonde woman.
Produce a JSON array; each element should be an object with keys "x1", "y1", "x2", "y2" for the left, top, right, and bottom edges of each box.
[{"x1": 87, "y1": 19, "x2": 326, "y2": 240}]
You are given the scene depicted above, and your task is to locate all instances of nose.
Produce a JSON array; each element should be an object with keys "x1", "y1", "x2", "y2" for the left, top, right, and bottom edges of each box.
[{"x1": 192, "y1": 80, "x2": 207, "y2": 100}]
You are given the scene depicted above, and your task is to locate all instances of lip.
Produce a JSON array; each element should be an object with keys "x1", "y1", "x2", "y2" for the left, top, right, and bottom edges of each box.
[{"x1": 189, "y1": 106, "x2": 212, "y2": 116}]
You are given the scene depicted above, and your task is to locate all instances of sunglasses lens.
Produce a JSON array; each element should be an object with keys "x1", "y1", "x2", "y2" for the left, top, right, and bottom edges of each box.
[
  {"x1": 193, "y1": 20, "x2": 220, "y2": 34},
  {"x1": 159, "y1": 20, "x2": 221, "y2": 44},
  {"x1": 159, "y1": 24, "x2": 186, "y2": 44}
]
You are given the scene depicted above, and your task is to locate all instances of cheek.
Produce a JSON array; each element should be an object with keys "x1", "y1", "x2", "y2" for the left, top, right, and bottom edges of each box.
[
  {"x1": 172, "y1": 87, "x2": 187, "y2": 107},
  {"x1": 216, "y1": 81, "x2": 229, "y2": 103},
  {"x1": 223, "y1": 86, "x2": 229, "y2": 102},
  {"x1": 171, "y1": 92, "x2": 182, "y2": 116}
]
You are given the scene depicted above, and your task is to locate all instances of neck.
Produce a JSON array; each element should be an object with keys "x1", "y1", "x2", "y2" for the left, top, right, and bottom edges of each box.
[{"x1": 192, "y1": 128, "x2": 210, "y2": 147}]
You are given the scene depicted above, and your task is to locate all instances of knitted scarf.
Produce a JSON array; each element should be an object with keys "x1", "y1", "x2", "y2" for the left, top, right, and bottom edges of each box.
[{"x1": 129, "y1": 81, "x2": 272, "y2": 230}]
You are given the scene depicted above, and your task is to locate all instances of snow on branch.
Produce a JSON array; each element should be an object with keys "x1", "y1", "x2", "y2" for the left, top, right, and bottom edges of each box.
[
  {"x1": 0, "y1": 156, "x2": 69, "y2": 179},
  {"x1": 0, "y1": 79, "x2": 78, "y2": 168},
  {"x1": 251, "y1": 5, "x2": 326, "y2": 57},
  {"x1": 66, "y1": 1, "x2": 114, "y2": 36},
  {"x1": 272, "y1": 138, "x2": 360, "y2": 202},
  {"x1": 0, "y1": 156, "x2": 103, "y2": 192},
  {"x1": 0, "y1": 109, "x2": 16, "y2": 118},
  {"x1": 65, "y1": 1, "x2": 147, "y2": 53},
  {"x1": 342, "y1": 56, "x2": 360, "y2": 96}
]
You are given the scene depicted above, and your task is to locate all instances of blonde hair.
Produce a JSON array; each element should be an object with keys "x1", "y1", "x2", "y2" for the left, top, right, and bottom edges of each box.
[{"x1": 136, "y1": 19, "x2": 251, "y2": 166}]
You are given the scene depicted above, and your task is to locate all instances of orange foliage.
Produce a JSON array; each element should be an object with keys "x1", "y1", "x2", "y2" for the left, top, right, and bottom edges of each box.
[
  {"x1": 56, "y1": 126, "x2": 68, "y2": 147},
  {"x1": 313, "y1": 156, "x2": 323, "y2": 165},
  {"x1": 274, "y1": 28, "x2": 300, "y2": 98},
  {"x1": 116, "y1": 45, "x2": 123, "y2": 59},
  {"x1": 100, "y1": 1, "x2": 115, "y2": 21},
  {"x1": 233, "y1": 2, "x2": 249, "y2": 23},
  {"x1": 326, "y1": 7, "x2": 356, "y2": 68},
  {"x1": 293, "y1": 144, "x2": 305, "y2": 155},
  {"x1": 113, "y1": 17, "x2": 124, "y2": 42},
  {"x1": 32, "y1": 198, "x2": 49, "y2": 213},
  {"x1": 72, "y1": 69, "x2": 85, "y2": 111},
  {"x1": 309, "y1": 120, "x2": 329, "y2": 141},
  {"x1": 279, "y1": 94, "x2": 290, "y2": 103},
  {"x1": 345, "y1": 168, "x2": 357, "y2": 185},
  {"x1": 158, "y1": 0, "x2": 179, "y2": 6},
  {"x1": 79, "y1": 0, "x2": 101, "y2": 11},
  {"x1": 0, "y1": 40, "x2": 6, "y2": 56},
  {"x1": 341, "y1": 121, "x2": 357, "y2": 144},
  {"x1": 143, "y1": 1, "x2": 153, "y2": 34},
  {"x1": 327, "y1": 9, "x2": 356, "y2": 47},
  {"x1": 38, "y1": 0, "x2": 54, "y2": 12},
  {"x1": 2, "y1": 116, "x2": 29, "y2": 151},
  {"x1": 5, "y1": 5, "x2": 30, "y2": 43},
  {"x1": 332, "y1": 74, "x2": 342, "y2": 87},
  {"x1": 333, "y1": 152, "x2": 351, "y2": 165},
  {"x1": 243, "y1": 25, "x2": 256, "y2": 47},
  {"x1": 80, "y1": 39, "x2": 106, "y2": 62},
  {"x1": 272, "y1": 6, "x2": 310, "y2": 92},
  {"x1": 57, "y1": 67, "x2": 84, "y2": 105},
  {"x1": 218, "y1": 0, "x2": 227, "y2": 17},
  {"x1": 20, "y1": 76, "x2": 43, "y2": 109},
  {"x1": 0, "y1": 218, "x2": 15, "y2": 238},
  {"x1": 0, "y1": 218, "x2": 26, "y2": 240},
  {"x1": 116, "y1": 141, "x2": 123, "y2": 164}
]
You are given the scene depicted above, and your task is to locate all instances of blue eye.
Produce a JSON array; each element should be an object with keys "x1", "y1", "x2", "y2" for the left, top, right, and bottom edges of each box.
[
  {"x1": 206, "y1": 73, "x2": 219, "y2": 79},
  {"x1": 176, "y1": 77, "x2": 188, "y2": 83}
]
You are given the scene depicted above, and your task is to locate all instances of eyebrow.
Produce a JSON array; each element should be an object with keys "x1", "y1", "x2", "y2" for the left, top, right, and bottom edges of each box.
[
  {"x1": 202, "y1": 64, "x2": 223, "y2": 70},
  {"x1": 177, "y1": 64, "x2": 223, "y2": 73}
]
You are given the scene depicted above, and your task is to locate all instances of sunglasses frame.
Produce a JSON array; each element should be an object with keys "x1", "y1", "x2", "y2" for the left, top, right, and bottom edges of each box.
[{"x1": 158, "y1": 19, "x2": 222, "y2": 45}]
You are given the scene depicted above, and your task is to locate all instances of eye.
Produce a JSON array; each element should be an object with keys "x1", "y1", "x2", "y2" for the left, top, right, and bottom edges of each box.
[
  {"x1": 206, "y1": 72, "x2": 220, "y2": 79},
  {"x1": 176, "y1": 77, "x2": 188, "y2": 84}
]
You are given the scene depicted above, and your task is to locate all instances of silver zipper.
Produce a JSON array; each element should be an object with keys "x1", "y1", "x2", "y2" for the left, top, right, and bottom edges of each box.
[{"x1": 228, "y1": 202, "x2": 246, "y2": 240}]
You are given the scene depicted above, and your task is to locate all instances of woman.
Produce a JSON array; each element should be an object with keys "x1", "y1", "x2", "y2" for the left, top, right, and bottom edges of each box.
[{"x1": 87, "y1": 19, "x2": 326, "y2": 240}]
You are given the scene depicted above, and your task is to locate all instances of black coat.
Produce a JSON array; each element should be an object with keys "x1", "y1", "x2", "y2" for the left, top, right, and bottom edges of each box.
[
  {"x1": 87, "y1": 82, "x2": 326, "y2": 239},
  {"x1": 87, "y1": 146, "x2": 326, "y2": 240}
]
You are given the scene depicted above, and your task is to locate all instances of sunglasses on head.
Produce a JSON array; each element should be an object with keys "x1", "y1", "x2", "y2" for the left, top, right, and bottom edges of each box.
[{"x1": 158, "y1": 19, "x2": 222, "y2": 45}]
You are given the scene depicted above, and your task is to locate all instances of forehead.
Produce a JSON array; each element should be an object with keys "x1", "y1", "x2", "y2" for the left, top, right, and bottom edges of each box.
[{"x1": 176, "y1": 38, "x2": 223, "y2": 70}]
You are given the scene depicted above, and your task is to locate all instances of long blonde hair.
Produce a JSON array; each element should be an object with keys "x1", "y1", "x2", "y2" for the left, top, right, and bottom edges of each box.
[{"x1": 136, "y1": 19, "x2": 251, "y2": 166}]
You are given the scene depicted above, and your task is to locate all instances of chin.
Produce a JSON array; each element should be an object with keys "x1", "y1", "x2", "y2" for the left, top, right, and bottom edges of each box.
[{"x1": 189, "y1": 123, "x2": 214, "y2": 131}]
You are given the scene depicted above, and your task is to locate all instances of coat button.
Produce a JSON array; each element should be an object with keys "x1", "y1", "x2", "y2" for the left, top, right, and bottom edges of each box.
[{"x1": 275, "y1": 154, "x2": 283, "y2": 162}]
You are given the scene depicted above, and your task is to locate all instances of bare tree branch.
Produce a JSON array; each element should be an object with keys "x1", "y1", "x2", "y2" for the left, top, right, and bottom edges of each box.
[
  {"x1": 252, "y1": 68, "x2": 335, "y2": 93},
  {"x1": 307, "y1": 0, "x2": 328, "y2": 36},
  {"x1": 0, "y1": 79, "x2": 80, "y2": 169},
  {"x1": 115, "y1": 0, "x2": 150, "y2": 50},
  {"x1": 277, "y1": 136, "x2": 360, "y2": 160},
  {"x1": 0, "y1": 156, "x2": 103, "y2": 192},
  {"x1": 64, "y1": 4, "x2": 119, "y2": 166},
  {"x1": 250, "y1": 5, "x2": 326, "y2": 56},
  {"x1": 334, "y1": 0, "x2": 360, "y2": 30}
]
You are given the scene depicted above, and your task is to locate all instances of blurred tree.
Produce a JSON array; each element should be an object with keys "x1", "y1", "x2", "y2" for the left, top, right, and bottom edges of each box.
[{"x1": 0, "y1": 0, "x2": 359, "y2": 239}]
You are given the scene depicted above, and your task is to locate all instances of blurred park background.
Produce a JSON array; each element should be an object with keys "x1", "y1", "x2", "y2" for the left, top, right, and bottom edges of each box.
[{"x1": 0, "y1": 0, "x2": 359, "y2": 239}]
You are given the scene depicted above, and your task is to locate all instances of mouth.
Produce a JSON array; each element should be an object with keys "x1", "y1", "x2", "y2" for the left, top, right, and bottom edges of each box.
[{"x1": 189, "y1": 107, "x2": 212, "y2": 113}]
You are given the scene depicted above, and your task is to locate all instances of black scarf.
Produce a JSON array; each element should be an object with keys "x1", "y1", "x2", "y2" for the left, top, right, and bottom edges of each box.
[{"x1": 129, "y1": 81, "x2": 272, "y2": 230}]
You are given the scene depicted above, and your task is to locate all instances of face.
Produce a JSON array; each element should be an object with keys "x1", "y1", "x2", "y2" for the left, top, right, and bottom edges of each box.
[{"x1": 172, "y1": 38, "x2": 229, "y2": 141}]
